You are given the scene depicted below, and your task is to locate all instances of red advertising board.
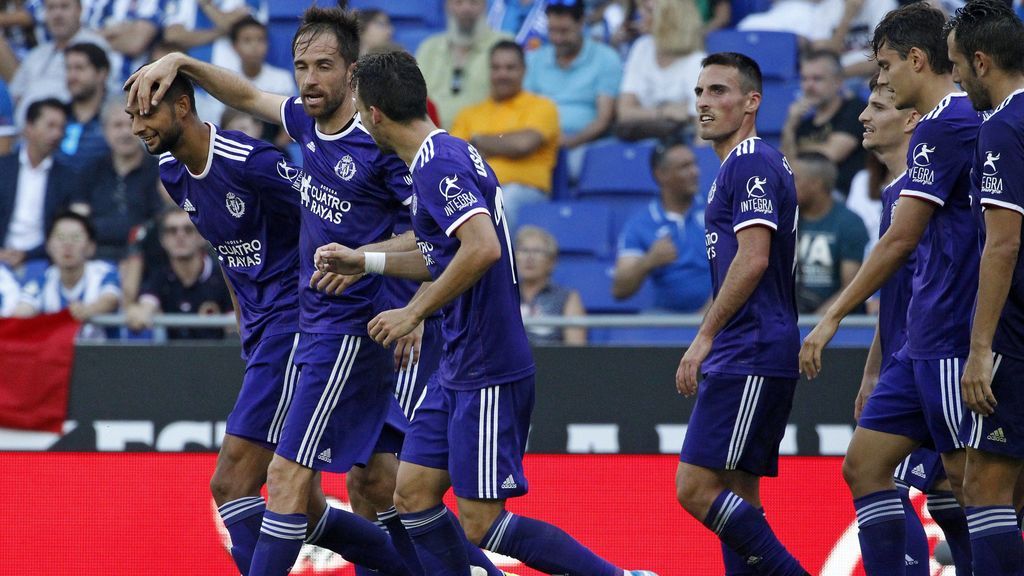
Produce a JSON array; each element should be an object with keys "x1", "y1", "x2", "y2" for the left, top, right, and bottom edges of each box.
[{"x1": 0, "y1": 454, "x2": 954, "y2": 575}]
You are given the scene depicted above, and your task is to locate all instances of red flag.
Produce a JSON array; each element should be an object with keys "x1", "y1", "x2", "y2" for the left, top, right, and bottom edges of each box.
[{"x1": 0, "y1": 310, "x2": 80, "y2": 432}]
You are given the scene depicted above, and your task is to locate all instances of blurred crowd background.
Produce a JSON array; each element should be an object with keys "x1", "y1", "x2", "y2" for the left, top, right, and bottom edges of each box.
[{"x1": 1, "y1": 0, "x2": 1016, "y2": 345}]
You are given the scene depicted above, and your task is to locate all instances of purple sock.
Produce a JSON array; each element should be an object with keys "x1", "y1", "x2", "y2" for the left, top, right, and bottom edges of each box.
[
  {"x1": 854, "y1": 489, "x2": 906, "y2": 575},
  {"x1": 927, "y1": 492, "x2": 972, "y2": 574},
  {"x1": 480, "y1": 510, "x2": 619, "y2": 576},
  {"x1": 217, "y1": 496, "x2": 265, "y2": 575},
  {"x1": 378, "y1": 506, "x2": 425, "y2": 576},
  {"x1": 967, "y1": 506, "x2": 1024, "y2": 575},
  {"x1": 899, "y1": 486, "x2": 929, "y2": 576},
  {"x1": 249, "y1": 511, "x2": 307, "y2": 576},
  {"x1": 307, "y1": 506, "x2": 411, "y2": 575},
  {"x1": 721, "y1": 508, "x2": 764, "y2": 575},
  {"x1": 400, "y1": 504, "x2": 470, "y2": 576},
  {"x1": 704, "y1": 490, "x2": 807, "y2": 576},
  {"x1": 445, "y1": 509, "x2": 503, "y2": 576}
]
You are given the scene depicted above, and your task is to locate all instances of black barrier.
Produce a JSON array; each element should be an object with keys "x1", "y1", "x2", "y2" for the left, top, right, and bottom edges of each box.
[{"x1": 50, "y1": 343, "x2": 866, "y2": 455}]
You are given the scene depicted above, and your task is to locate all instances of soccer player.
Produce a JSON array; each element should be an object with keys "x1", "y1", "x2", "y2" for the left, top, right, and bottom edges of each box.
[
  {"x1": 947, "y1": 1, "x2": 1024, "y2": 573},
  {"x1": 672, "y1": 52, "x2": 808, "y2": 576},
  {"x1": 124, "y1": 73, "x2": 415, "y2": 576},
  {"x1": 800, "y1": 3, "x2": 981, "y2": 573},
  {"x1": 316, "y1": 50, "x2": 656, "y2": 576},
  {"x1": 857, "y1": 74, "x2": 954, "y2": 574}
]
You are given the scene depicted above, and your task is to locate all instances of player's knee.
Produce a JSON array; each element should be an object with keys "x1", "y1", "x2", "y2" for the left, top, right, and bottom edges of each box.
[
  {"x1": 675, "y1": 470, "x2": 711, "y2": 517},
  {"x1": 393, "y1": 482, "x2": 427, "y2": 515},
  {"x1": 457, "y1": 508, "x2": 498, "y2": 545},
  {"x1": 840, "y1": 453, "x2": 860, "y2": 490},
  {"x1": 348, "y1": 467, "x2": 396, "y2": 511}
]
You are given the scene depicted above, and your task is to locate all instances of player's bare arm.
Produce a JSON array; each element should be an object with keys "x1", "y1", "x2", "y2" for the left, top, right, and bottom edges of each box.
[
  {"x1": 125, "y1": 52, "x2": 286, "y2": 124},
  {"x1": 800, "y1": 195, "x2": 934, "y2": 378},
  {"x1": 963, "y1": 207, "x2": 1021, "y2": 416},
  {"x1": 368, "y1": 213, "x2": 501, "y2": 347},
  {"x1": 676, "y1": 224, "x2": 771, "y2": 397},
  {"x1": 856, "y1": 327, "x2": 882, "y2": 420}
]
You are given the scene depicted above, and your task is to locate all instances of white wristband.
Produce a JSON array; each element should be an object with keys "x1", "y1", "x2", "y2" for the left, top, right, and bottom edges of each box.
[{"x1": 364, "y1": 252, "x2": 386, "y2": 275}]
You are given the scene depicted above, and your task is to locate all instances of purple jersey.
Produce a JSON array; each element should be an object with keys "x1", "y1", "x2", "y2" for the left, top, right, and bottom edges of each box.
[
  {"x1": 409, "y1": 130, "x2": 535, "y2": 390},
  {"x1": 280, "y1": 98, "x2": 413, "y2": 334},
  {"x1": 973, "y1": 89, "x2": 1024, "y2": 359},
  {"x1": 877, "y1": 171, "x2": 915, "y2": 362},
  {"x1": 900, "y1": 93, "x2": 981, "y2": 359},
  {"x1": 702, "y1": 137, "x2": 799, "y2": 378},
  {"x1": 159, "y1": 124, "x2": 300, "y2": 357}
]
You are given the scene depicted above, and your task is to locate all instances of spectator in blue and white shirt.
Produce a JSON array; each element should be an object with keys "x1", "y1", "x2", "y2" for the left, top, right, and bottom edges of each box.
[
  {"x1": 14, "y1": 211, "x2": 121, "y2": 327},
  {"x1": 0, "y1": 263, "x2": 21, "y2": 316}
]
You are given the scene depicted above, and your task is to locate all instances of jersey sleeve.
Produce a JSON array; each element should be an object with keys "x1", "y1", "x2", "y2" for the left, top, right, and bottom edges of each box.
[
  {"x1": 901, "y1": 119, "x2": 967, "y2": 207},
  {"x1": 279, "y1": 97, "x2": 307, "y2": 143},
  {"x1": 729, "y1": 152, "x2": 784, "y2": 233},
  {"x1": 99, "y1": 265, "x2": 122, "y2": 300},
  {"x1": 417, "y1": 156, "x2": 491, "y2": 238},
  {"x1": 17, "y1": 273, "x2": 43, "y2": 312},
  {"x1": 976, "y1": 116, "x2": 1024, "y2": 215},
  {"x1": 380, "y1": 152, "x2": 414, "y2": 207},
  {"x1": 243, "y1": 143, "x2": 302, "y2": 210}
]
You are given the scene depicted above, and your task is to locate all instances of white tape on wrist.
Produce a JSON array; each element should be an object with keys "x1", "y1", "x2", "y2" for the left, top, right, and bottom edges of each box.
[{"x1": 364, "y1": 252, "x2": 386, "y2": 275}]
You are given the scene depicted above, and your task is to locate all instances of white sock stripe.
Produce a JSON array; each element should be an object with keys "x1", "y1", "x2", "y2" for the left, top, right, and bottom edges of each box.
[
  {"x1": 485, "y1": 512, "x2": 515, "y2": 550},
  {"x1": 928, "y1": 502, "x2": 962, "y2": 511},
  {"x1": 726, "y1": 376, "x2": 755, "y2": 470},
  {"x1": 856, "y1": 499, "x2": 904, "y2": 516},
  {"x1": 306, "y1": 508, "x2": 331, "y2": 543},
  {"x1": 713, "y1": 492, "x2": 742, "y2": 534},
  {"x1": 269, "y1": 333, "x2": 301, "y2": 444},
  {"x1": 926, "y1": 494, "x2": 959, "y2": 505},
  {"x1": 967, "y1": 509, "x2": 1019, "y2": 523},
  {"x1": 218, "y1": 496, "x2": 264, "y2": 515},
  {"x1": 968, "y1": 519, "x2": 1020, "y2": 534},
  {"x1": 219, "y1": 499, "x2": 266, "y2": 522},
  {"x1": 261, "y1": 525, "x2": 308, "y2": 540},
  {"x1": 377, "y1": 506, "x2": 399, "y2": 522},
  {"x1": 857, "y1": 505, "x2": 906, "y2": 526},
  {"x1": 400, "y1": 508, "x2": 448, "y2": 529}
]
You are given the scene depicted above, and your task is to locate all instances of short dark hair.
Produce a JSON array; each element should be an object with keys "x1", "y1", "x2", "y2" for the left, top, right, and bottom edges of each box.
[
  {"x1": 356, "y1": 8, "x2": 385, "y2": 30},
  {"x1": 229, "y1": 16, "x2": 266, "y2": 44},
  {"x1": 871, "y1": 1, "x2": 952, "y2": 74},
  {"x1": 127, "y1": 66, "x2": 197, "y2": 116},
  {"x1": 65, "y1": 42, "x2": 110, "y2": 73},
  {"x1": 48, "y1": 210, "x2": 96, "y2": 242},
  {"x1": 352, "y1": 51, "x2": 429, "y2": 123},
  {"x1": 868, "y1": 71, "x2": 881, "y2": 91},
  {"x1": 490, "y1": 39, "x2": 525, "y2": 65},
  {"x1": 701, "y1": 52, "x2": 763, "y2": 94},
  {"x1": 801, "y1": 48, "x2": 842, "y2": 76},
  {"x1": 545, "y1": 0, "x2": 585, "y2": 21},
  {"x1": 25, "y1": 97, "x2": 67, "y2": 125},
  {"x1": 946, "y1": 0, "x2": 1024, "y2": 75},
  {"x1": 794, "y1": 152, "x2": 838, "y2": 191},
  {"x1": 293, "y1": 6, "x2": 360, "y2": 67},
  {"x1": 650, "y1": 137, "x2": 689, "y2": 173}
]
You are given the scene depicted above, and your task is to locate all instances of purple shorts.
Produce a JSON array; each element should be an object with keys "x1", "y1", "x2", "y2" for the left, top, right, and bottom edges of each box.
[{"x1": 225, "y1": 332, "x2": 300, "y2": 450}]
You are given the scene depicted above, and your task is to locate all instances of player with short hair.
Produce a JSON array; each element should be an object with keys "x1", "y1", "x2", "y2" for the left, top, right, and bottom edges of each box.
[
  {"x1": 316, "y1": 49, "x2": 656, "y2": 576},
  {"x1": 672, "y1": 51, "x2": 807, "y2": 576},
  {"x1": 857, "y1": 73, "x2": 957, "y2": 574},
  {"x1": 947, "y1": 1, "x2": 1024, "y2": 572},
  {"x1": 800, "y1": 3, "x2": 982, "y2": 573},
  {"x1": 124, "y1": 70, "x2": 416, "y2": 576}
]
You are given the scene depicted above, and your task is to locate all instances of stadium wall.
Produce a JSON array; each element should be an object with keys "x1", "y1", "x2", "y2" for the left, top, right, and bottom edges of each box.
[{"x1": 38, "y1": 343, "x2": 865, "y2": 454}]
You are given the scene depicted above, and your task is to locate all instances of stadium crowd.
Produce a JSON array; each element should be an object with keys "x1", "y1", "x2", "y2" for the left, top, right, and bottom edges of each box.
[{"x1": 0, "y1": 0, "x2": 1015, "y2": 344}]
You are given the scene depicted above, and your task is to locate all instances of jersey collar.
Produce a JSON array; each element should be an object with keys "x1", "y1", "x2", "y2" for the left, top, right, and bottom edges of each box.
[
  {"x1": 315, "y1": 112, "x2": 359, "y2": 141},
  {"x1": 410, "y1": 129, "x2": 447, "y2": 173},
  {"x1": 723, "y1": 136, "x2": 761, "y2": 165},
  {"x1": 185, "y1": 122, "x2": 217, "y2": 180}
]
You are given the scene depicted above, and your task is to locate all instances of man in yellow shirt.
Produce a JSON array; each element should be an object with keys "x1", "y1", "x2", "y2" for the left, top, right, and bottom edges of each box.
[{"x1": 451, "y1": 40, "x2": 560, "y2": 231}]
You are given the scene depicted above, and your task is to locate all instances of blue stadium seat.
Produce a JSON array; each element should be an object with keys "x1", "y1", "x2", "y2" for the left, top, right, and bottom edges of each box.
[
  {"x1": 757, "y1": 79, "x2": 802, "y2": 136},
  {"x1": 576, "y1": 139, "x2": 659, "y2": 197},
  {"x1": 607, "y1": 197, "x2": 655, "y2": 249},
  {"x1": 517, "y1": 201, "x2": 613, "y2": 258},
  {"x1": 705, "y1": 30, "x2": 799, "y2": 80},
  {"x1": 551, "y1": 258, "x2": 655, "y2": 313},
  {"x1": 693, "y1": 145, "x2": 720, "y2": 199},
  {"x1": 550, "y1": 147, "x2": 571, "y2": 201},
  {"x1": 266, "y1": 20, "x2": 297, "y2": 70},
  {"x1": 348, "y1": 0, "x2": 443, "y2": 26},
  {"x1": 394, "y1": 24, "x2": 440, "y2": 54},
  {"x1": 267, "y1": 0, "x2": 304, "y2": 19}
]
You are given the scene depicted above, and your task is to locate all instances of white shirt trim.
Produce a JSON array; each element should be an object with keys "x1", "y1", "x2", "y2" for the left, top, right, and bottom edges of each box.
[
  {"x1": 410, "y1": 129, "x2": 447, "y2": 173},
  {"x1": 315, "y1": 113, "x2": 360, "y2": 141},
  {"x1": 980, "y1": 197, "x2": 1024, "y2": 216},
  {"x1": 734, "y1": 218, "x2": 777, "y2": 232},
  {"x1": 445, "y1": 207, "x2": 490, "y2": 237},
  {"x1": 900, "y1": 189, "x2": 945, "y2": 207},
  {"x1": 185, "y1": 123, "x2": 218, "y2": 180}
]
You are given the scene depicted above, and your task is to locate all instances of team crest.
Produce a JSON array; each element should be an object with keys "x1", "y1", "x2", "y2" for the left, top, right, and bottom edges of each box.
[
  {"x1": 334, "y1": 155, "x2": 357, "y2": 181},
  {"x1": 226, "y1": 192, "x2": 246, "y2": 218}
]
